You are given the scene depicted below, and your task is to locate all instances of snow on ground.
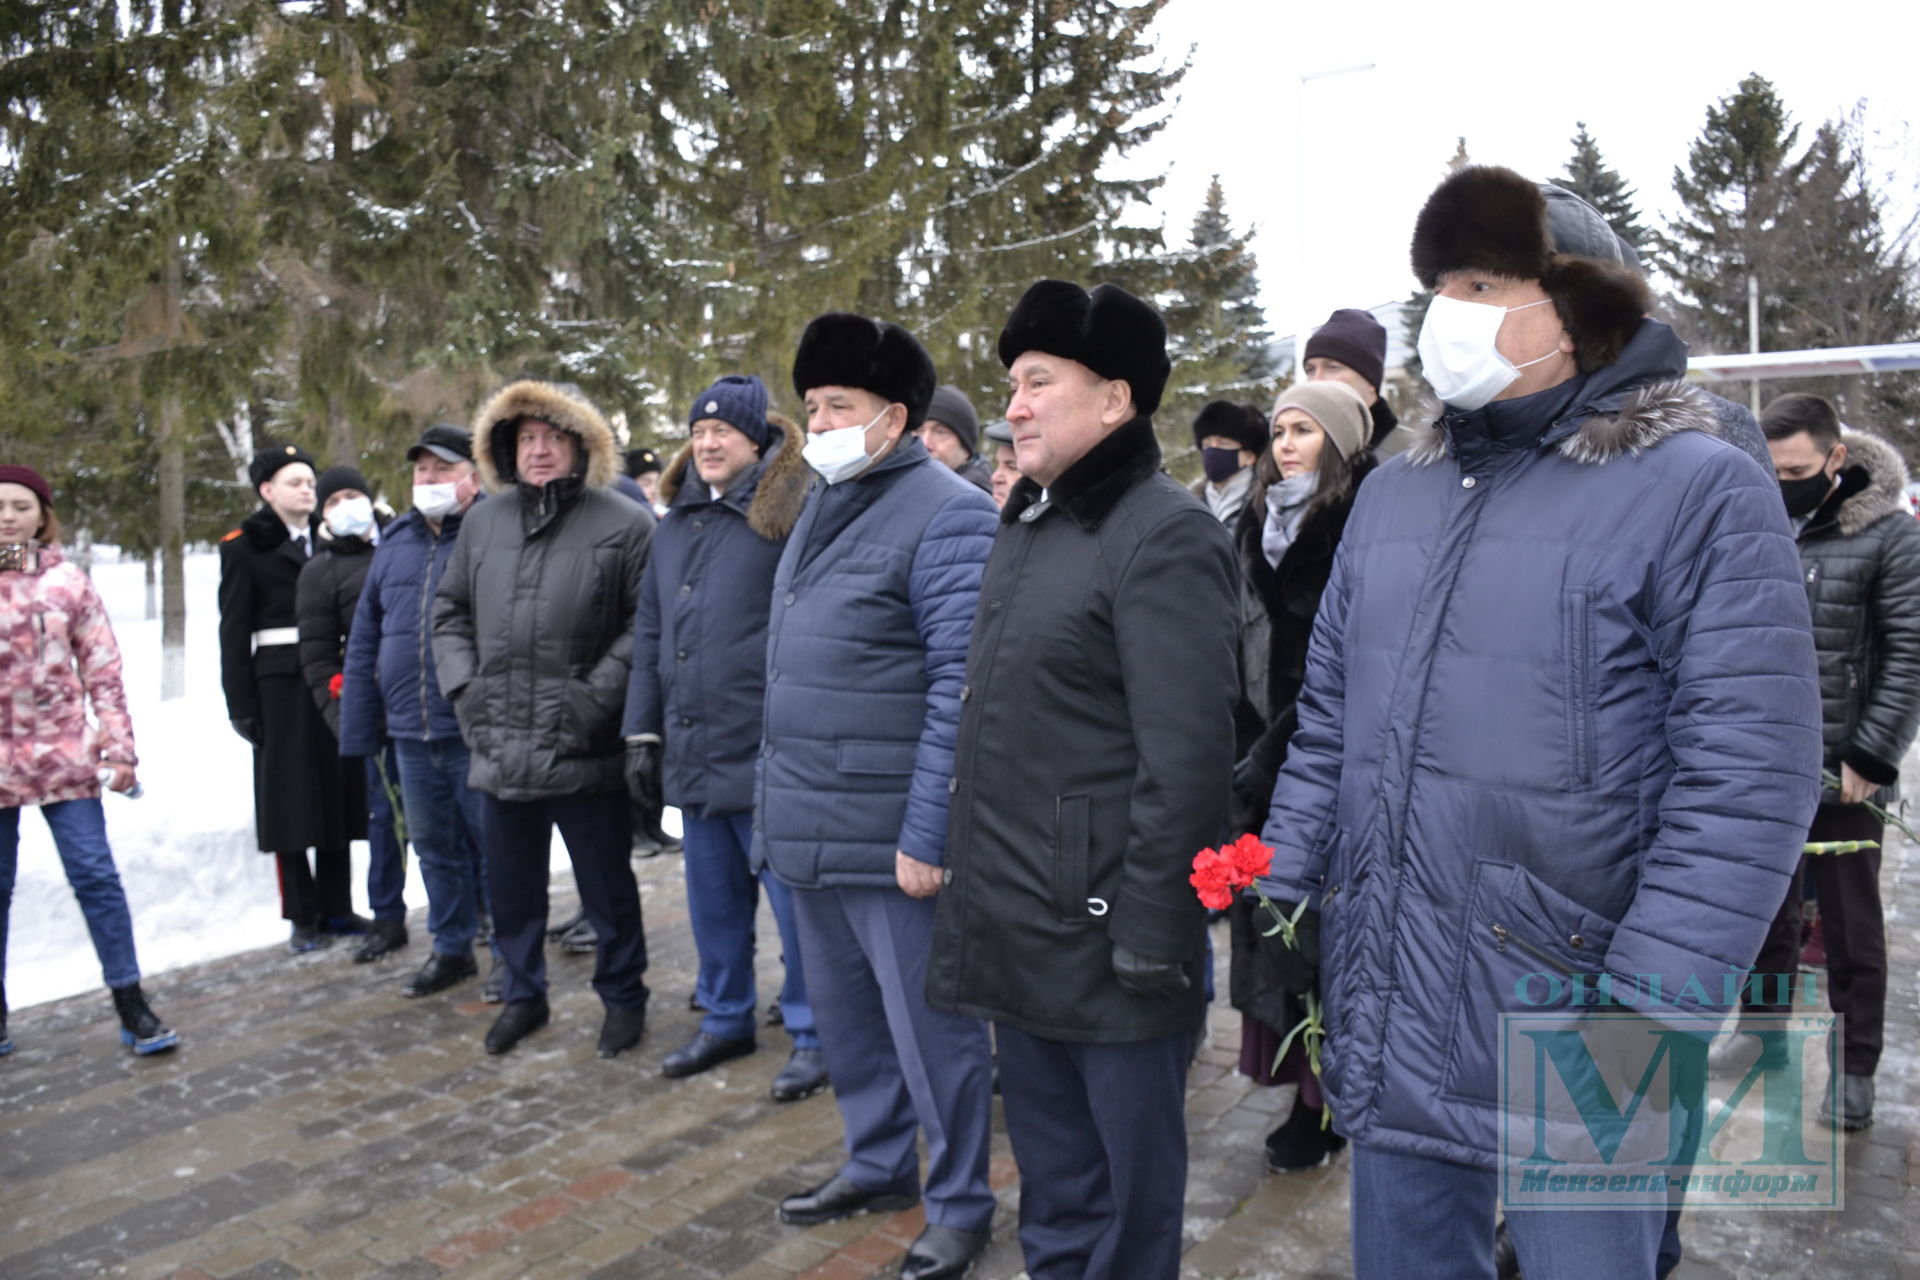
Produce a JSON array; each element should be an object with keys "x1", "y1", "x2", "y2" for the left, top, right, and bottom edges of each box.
[{"x1": 10, "y1": 548, "x2": 674, "y2": 1010}]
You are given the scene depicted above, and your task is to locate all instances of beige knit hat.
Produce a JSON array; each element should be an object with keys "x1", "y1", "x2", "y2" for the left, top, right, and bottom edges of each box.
[{"x1": 1271, "y1": 381, "x2": 1371, "y2": 460}]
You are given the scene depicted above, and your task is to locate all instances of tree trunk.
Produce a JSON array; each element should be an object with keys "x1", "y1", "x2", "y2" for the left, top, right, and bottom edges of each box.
[
  {"x1": 144, "y1": 548, "x2": 158, "y2": 621},
  {"x1": 158, "y1": 393, "x2": 188, "y2": 701},
  {"x1": 327, "y1": 389, "x2": 355, "y2": 462}
]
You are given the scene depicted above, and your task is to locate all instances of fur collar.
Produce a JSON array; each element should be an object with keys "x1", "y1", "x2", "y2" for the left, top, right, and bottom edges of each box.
[
  {"x1": 1404, "y1": 379, "x2": 1727, "y2": 468},
  {"x1": 657, "y1": 413, "x2": 811, "y2": 540},
  {"x1": 1821, "y1": 430, "x2": 1910, "y2": 538},
  {"x1": 471, "y1": 378, "x2": 621, "y2": 493},
  {"x1": 1002, "y1": 415, "x2": 1161, "y2": 530}
]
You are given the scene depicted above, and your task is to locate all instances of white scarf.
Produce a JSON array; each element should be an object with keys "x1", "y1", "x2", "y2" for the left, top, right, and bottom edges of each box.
[{"x1": 1262, "y1": 472, "x2": 1319, "y2": 568}]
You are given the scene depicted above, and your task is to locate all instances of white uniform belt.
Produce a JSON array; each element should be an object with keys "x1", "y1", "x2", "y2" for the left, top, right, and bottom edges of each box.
[{"x1": 252, "y1": 627, "x2": 299, "y2": 649}]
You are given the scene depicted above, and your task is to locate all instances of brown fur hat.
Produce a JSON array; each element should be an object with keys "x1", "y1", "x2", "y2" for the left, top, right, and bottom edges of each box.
[
  {"x1": 1411, "y1": 165, "x2": 1652, "y2": 375},
  {"x1": 470, "y1": 378, "x2": 620, "y2": 493}
]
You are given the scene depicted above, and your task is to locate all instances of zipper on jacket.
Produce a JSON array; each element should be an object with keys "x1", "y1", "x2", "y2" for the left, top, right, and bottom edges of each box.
[
  {"x1": 417, "y1": 526, "x2": 437, "y2": 739},
  {"x1": 1490, "y1": 923, "x2": 1575, "y2": 977}
]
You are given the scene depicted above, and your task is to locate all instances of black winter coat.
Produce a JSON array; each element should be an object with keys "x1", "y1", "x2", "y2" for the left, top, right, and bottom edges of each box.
[
  {"x1": 928, "y1": 416, "x2": 1239, "y2": 1043},
  {"x1": 621, "y1": 417, "x2": 810, "y2": 817},
  {"x1": 296, "y1": 520, "x2": 387, "y2": 740},
  {"x1": 1796, "y1": 431, "x2": 1920, "y2": 804},
  {"x1": 218, "y1": 506, "x2": 365, "y2": 852},
  {"x1": 1228, "y1": 455, "x2": 1376, "y2": 836},
  {"x1": 432, "y1": 379, "x2": 655, "y2": 801}
]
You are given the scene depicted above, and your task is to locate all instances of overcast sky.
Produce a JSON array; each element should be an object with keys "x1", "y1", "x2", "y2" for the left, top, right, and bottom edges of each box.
[{"x1": 1126, "y1": 0, "x2": 1920, "y2": 351}]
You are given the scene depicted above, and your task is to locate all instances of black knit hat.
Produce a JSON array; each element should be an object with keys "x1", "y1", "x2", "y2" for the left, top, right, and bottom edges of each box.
[
  {"x1": 249, "y1": 443, "x2": 317, "y2": 490},
  {"x1": 1190, "y1": 400, "x2": 1266, "y2": 454},
  {"x1": 925, "y1": 385, "x2": 981, "y2": 454},
  {"x1": 314, "y1": 465, "x2": 372, "y2": 513},
  {"x1": 1303, "y1": 309, "x2": 1387, "y2": 392},
  {"x1": 791, "y1": 313, "x2": 938, "y2": 430},
  {"x1": 689, "y1": 374, "x2": 771, "y2": 448},
  {"x1": 997, "y1": 280, "x2": 1170, "y2": 416},
  {"x1": 1410, "y1": 166, "x2": 1651, "y2": 375},
  {"x1": 625, "y1": 448, "x2": 663, "y2": 478}
]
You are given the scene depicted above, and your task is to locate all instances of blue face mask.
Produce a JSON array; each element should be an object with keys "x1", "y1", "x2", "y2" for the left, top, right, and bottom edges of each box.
[{"x1": 1201, "y1": 447, "x2": 1245, "y2": 484}]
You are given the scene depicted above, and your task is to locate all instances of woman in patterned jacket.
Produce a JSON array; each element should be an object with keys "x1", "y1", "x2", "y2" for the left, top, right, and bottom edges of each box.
[{"x1": 0, "y1": 464, "x2": 177, "y2": 1058}]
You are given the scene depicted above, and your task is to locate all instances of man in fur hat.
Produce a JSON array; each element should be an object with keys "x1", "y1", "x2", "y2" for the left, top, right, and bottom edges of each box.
[
  {"x1": 758, "y1": 313, "x2": 999, "y2": 1280},
  {"x1": 927, "y1": 279, "x2": 1239, "y2": 1279},
  {"x1": 220, "y1": 444, "x2": 370, "y2": 953},
  {"x1": 432, "y1": 378, "x2": 656, "y2": 1058},
  {"x1": 1188, "y1": 398, "x2": 1267, "y2": 525},
  {"x1": 1251, "y1": 168, "x2": 1821, "y2": 1278},
  {"x1": 621, "y1": 374, "x2": 826, "y2": 1102}
]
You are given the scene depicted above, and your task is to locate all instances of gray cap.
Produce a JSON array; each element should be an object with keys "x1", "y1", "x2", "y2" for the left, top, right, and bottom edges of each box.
[
  {"x1": 1539, "y1": 183, "x2": 1641, "y2": 272},
  {"x1": 984, "y1": 419, "x2": 1013, "y2": 445}
]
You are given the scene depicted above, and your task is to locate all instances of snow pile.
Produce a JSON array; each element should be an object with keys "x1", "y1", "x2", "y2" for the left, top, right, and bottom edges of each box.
[{"x1": 10, "y1": 549, "x2": 652, "y2": 1010}]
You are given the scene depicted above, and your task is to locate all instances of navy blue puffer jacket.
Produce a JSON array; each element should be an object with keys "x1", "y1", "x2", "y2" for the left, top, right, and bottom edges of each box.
[
  {"x1": 339, "y1": 508, "x2": 469, "y2": 755},
  {"x1": 1260, "y1": 322, "x2": 1822, "y2": 1169},
  {"x1": 622, "y1": 418, "x2": 811, "y2": 816},
  {"x1": 757, "y1": 437, "x2": 997, "y2": 887}
]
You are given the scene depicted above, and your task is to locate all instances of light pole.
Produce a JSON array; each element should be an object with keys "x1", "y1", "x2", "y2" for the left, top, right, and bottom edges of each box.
[{"x1": 1293, "y1": 61, "x2": 1376, "y2": 381}]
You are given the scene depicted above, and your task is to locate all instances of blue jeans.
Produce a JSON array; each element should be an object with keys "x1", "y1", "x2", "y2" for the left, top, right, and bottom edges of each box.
[
  {"x1": 681, "y1": 811, "x2": 815, "y2": 1046},
  {"x1": 1, "y1": 799, "x2": 142, "y2": 990},
  {"x1": 365, "y1": 748, "x2": 407, "y2": 923},
  {"x1": 1350, "y1": 1143, "x2": 1665, "y2": 1280},
  {"x1": 391, "y1": 737, "x2": 490, "y2": 957}
]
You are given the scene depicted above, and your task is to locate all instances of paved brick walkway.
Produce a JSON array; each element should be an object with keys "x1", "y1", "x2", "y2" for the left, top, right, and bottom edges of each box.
[{"x1": 4, "y1": 827, "x2": 1916, "y2": 1279}]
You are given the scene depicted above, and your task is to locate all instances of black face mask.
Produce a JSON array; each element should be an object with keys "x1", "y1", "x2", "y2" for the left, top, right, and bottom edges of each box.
[
  {"x1": 1201, "y1": 447, "x2": 1244, "y2": 484},
  {"x1": 1780, "y1": 468, "x2": 1835, "y2": 519}
]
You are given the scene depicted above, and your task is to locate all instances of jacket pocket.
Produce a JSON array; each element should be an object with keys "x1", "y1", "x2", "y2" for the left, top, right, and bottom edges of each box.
[
  {"x1": 1562, "y1": 589, "x2": 1594, "y2": 791},
  {"x1": 836, "y1": 739, "x2": 917, "y2": 775},
  {"x1": 1052, "y1": 794, "x2": 1093, "y2": 922},
  {"x1": 1440, "y1": 859, "x2": 1618, "y2": 1106}
]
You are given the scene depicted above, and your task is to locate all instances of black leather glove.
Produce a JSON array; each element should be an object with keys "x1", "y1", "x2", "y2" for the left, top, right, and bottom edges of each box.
[
  {"x1": 1112, "y1": 942, "x2": 1191, "y2": 998},
  {"x1": 1265, "y1": 902, "x2": 1320, "y2": 997},
  {"x1": 625, "y1": 739, "x2": 662, "y2": 810},
  {"x1": 230, "y1": 717, "x2": 263, "y2": 748}
]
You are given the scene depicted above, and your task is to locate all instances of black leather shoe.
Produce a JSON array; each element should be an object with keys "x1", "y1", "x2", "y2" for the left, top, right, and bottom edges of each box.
[
  {"x1": 1820, "y1": 1074, "x2": 1875, "y2": 1130},
  {"x1": 557, "y1": 914, "x2": 598, "y2": 955},
  {"x1": 321, "y1": 913, "x2": 375, "y2": 936},
  {"x1": 770, "y1": 1046, "x2": 829, "y2": 1102},
  {"x1": 353, "y1": 919, "x2": 410, "y2": 964},
  {"x1": 661, "y1": 1030, "x2": 755, "y2": 1079},
  {"x1": 402, "y1": 952, "x2": 478, "y2": 998},
  {"x1": 483, "y1": 998, "x2": 549, "y2": 1055},
  {"x1": 777, "y1": 1172, "x2": 918, "y2": 1226},
  {"x1": 598, "y1": 1005, "x2": 646, "y2": 1059},
  {"x1": 481, "y1": 955, "x2": 506, "y2": 1003},
  {"x1": 899, "y1": 1223, "x2": 988, "y2": 1280},
  {"x1": 289, "y1": 923, "x2": 331, "y2": 954},
  {"x1": 1264, "y1": 1095, "x2": 1346, "y2": 1172}
]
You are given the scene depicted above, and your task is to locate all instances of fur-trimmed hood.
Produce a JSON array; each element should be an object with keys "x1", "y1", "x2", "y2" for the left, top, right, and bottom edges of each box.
[
  {"x1": 1818, "y1": 429, "x2": 1911, "y2": 538},
  {"x1": 1404, "y1": 378, "x2": 1735, "y2": 469},
  {"x1": 470, "y1": 379, "x2": 621, "y2": 493},
  {"x1": 657, "y1": 413, "x2": 812, "y2": 540}
]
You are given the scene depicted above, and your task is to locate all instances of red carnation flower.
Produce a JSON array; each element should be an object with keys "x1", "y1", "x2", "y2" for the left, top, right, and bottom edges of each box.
[{"x1": 328, "y1": 672, "x2": 344, "y2": 700}]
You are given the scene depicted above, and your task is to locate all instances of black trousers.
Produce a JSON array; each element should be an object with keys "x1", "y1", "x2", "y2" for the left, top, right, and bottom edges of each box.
[
  {"x1": 1742, "y1": 803, "x2": 1887, "y2": 1077},
  {"x1": 275, "y1": 847, "x2": 352, "y2": 927},
  {"x1": 480, "y1": 790, "x2": 648, "y2": 1011}
]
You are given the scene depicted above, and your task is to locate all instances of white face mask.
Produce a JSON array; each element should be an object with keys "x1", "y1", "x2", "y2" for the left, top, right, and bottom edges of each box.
[
  {"x1": 803, "y1": 405, "x2": 891, "y2": 484},
  {"x1": 413, "y1": 482, "x2": 460, "y2": 520},
  {"x1": 1416, "y1": 294, "x2": 1560, "y2": 411},
  {"x1": 326, "y1": 495, "x2": 376, "y2": 539}
]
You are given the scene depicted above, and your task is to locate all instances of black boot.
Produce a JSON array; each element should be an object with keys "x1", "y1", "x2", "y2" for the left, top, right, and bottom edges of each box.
[
  {"x1": 484, "y1": 998, "x2": 550, "y2": 1055},
  {"x1": 289, "y1": 921, "x2": 331, "y2": 954},
  {"x1": 546, "y1": 909, "x2": 585, "y2": 941},
  {"x1": 111, "y1": 984, "x2": 180, "y2": 1056},
  {"x1": 557, "y1": 914, "x2": 598, "y2": 955},
  {"x1": 1, "y1": 981, "x2": 12, "y2": 1057},
  {"x1": 353, "y1": 919, "x2": 410, "y2": 964},
  {"x1": 1264, "y1": 1092, "x2": 1345, "y2": 1172}
]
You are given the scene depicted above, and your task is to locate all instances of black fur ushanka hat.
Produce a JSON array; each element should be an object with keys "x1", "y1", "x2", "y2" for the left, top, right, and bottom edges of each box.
[
  {"x1": 997, "y1": 280, "x2": 1171, "y2": 417},
  {"x1": 1410, "y1": 165, "x2": 1652, "y2": 375},
  {"x1": 791, "y1": 313, "x2": 937, "y2": 430}
]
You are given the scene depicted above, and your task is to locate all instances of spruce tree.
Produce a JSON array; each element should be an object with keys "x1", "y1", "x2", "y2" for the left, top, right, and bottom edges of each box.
[
  {"x1": 1158, "y1": 176, "x2": 1276, "y2": 478},
  {"x1": 1658, "y1": 73, "x2": 1808, "y2": 358},
  {"x1": 1559, "y1": 122, "x2": 1647, "y2": 257}
]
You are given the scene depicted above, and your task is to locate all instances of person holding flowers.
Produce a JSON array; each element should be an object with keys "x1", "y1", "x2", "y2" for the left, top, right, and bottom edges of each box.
[
  {"x1": 1255, "y1": 167, "x2": 1822, "y2": 1279},
  {"x1": 1224, "y1": 378, "x2": 1376, "y2": 1174}
]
